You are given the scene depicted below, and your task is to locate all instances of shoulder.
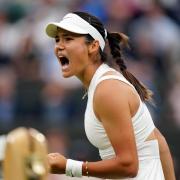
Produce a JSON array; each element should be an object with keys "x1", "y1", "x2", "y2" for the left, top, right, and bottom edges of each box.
[
  {"x1": 93, "y1": 79, "x2": 140, "y2": 119},
  {"x1": 93, "y1": 80, "x2": 131, "y2": 116},
  {"x1": 94, "y1": 78, "x2": 134, "y2": 103}
]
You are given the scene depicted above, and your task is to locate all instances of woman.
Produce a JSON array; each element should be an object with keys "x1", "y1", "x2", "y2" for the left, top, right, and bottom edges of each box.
[{"x1": 45, "y1": 12, "x2": 175, "y2": 179}]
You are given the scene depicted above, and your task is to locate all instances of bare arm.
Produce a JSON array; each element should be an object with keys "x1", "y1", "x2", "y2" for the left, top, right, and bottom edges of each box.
[
  {"x1": 48, "y1": 80, "x2": 139, "y2": 179},
  {"x1": 154, "y1": 128, "x2": 176, "y2": 180},
  {"x1": 83, "y1": 80, "x2": 138, "y2": 179}
]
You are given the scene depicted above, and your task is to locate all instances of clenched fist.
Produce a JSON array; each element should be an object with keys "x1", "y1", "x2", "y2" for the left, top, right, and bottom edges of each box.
[{"x1": 48, "y1": 153, "x2": 67, "y2": 174}]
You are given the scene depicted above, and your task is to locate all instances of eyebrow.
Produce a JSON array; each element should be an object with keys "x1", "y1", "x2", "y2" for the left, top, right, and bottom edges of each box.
[
  {"x1": 55, "y1": 33, "x2": 72, "y2": 38},
  {"x1": 62, "y1": 33, "x2": 71, "y2": 37},
  {"x1": 56, "y1": 31, "x2": 84, "y2": 38}
]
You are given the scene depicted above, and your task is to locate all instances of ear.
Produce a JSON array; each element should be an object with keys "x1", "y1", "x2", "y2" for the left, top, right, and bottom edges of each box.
[{"x1": 88, "y1": 40, "x2": 100, "y2": 54}]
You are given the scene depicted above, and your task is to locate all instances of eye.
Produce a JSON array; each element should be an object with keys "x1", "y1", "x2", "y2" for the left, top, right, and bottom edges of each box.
[
  {"x1": 65, "y1": 37, "x2": 73, "y2": 41},
  {"x1": 55, "y1": 38, "x2": 59, "y2": 43}
]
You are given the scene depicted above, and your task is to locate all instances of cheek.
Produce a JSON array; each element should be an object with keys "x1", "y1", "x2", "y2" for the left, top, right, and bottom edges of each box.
[
  {"x1": 54, "y1": 46, "x2": 58, "y2": 57},
  {"x1": 69, "y1": 44, "x2": 88, "y2": 60}
]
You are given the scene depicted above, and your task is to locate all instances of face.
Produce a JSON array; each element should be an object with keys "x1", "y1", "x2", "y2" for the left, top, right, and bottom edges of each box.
[{"x1": 54, "y1": 29, "x2": 92, "y2": 79}]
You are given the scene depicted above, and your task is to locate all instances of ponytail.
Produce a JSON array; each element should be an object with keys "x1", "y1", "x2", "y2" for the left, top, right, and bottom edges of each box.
[
  {"x1": 73, "y1": 11, "x2": 153, "y2": 102},
  {"x1": 107, "y1": 32, "x2": 153, "y2": 102}
]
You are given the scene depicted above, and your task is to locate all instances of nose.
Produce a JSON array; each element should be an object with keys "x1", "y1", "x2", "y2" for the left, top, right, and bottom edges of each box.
[{"x1": 55, "y1": 40, "x2": 65, "y2": 51}]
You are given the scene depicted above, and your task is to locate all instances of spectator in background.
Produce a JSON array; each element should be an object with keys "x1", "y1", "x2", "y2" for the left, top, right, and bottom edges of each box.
[
  {"x1": 0, "y1": 67, "x2": 16, "y2": 133},
  {"x1": 14, "y1": 54, "x2": 45, "y2": 128},
  {"x1": 42, "y1": 81, "x2": 68, "y2": 126}
]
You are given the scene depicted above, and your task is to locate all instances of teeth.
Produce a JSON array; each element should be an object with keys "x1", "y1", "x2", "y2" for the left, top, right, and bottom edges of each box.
[
  {"x1": 57, "y1": 52, "x2": 64, "y2": 58},
  {"x1": 62, "y1": 64, "x2": 69, "y2": 71},
  {"x1": 62, "y1": 64, "x2": 68, "y2": 68}
]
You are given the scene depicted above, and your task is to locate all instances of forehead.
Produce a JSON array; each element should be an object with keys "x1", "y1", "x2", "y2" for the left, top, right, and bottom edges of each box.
[{"x1": 56, "y1": 28, "x2": 86, "y2": 37}]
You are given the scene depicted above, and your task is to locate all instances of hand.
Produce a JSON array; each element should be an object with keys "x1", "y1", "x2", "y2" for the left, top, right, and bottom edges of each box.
[{"x1": 47, "y1": 153, "x2": 67, "y2": 174}]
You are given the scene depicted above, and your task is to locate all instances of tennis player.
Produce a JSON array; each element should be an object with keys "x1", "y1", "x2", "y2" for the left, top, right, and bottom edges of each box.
[{"x1": 45, "y1": 12, "x2": 175, "y2": 179}]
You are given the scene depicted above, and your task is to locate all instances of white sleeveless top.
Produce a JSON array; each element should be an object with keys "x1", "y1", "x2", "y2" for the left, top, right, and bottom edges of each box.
[{"x1": 84, "y1": 63, "x2": 164, "y2": 180}]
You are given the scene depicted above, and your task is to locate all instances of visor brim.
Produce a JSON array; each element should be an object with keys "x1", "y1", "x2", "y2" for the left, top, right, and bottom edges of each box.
[{"x1": 46, "y1": 21, "x2": 88, "y2": 38}]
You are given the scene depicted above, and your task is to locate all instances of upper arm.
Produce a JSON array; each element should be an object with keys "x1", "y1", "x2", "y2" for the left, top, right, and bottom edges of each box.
[{"x1": 94, "y1": 80, "x2": 138, "y2": 162}]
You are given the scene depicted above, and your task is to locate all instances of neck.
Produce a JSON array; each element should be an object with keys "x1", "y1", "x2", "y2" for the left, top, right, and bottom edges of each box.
[{"x1": 77, "y1": 62, "x2": 102, "y2": 89}]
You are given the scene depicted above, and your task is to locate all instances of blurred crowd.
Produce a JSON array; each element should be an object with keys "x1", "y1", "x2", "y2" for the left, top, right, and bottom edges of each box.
[{"x1": 0, "y1": 0, "x2": 180, "y2": 179}]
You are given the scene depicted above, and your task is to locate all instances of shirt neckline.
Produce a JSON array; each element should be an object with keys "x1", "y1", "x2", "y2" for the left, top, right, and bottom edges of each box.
[{"x1": 88, "y1": 63, "x2": 109, "y2": 93}]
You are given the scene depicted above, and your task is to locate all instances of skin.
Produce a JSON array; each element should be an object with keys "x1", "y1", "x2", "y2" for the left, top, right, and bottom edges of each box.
[
  {"x1": 48, "y1": 28, "x2": 175, "y2": 179},
  {"x1": 54, "y1": 29, "x2": 101, "y2": 87},
  {"x1": 154, "y1": 129, "x2": 176, "y2": 180}
]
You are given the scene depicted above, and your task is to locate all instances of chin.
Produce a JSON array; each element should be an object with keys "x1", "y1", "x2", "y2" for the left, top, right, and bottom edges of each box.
[{"x1": 62, "y1": 73, "x2": 73, "y2": 78}]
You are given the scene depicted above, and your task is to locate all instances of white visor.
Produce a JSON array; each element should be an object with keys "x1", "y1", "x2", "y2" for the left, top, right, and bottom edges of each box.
[{"x1": 45, "y1": 13, "x2": 105, "y2": 50}]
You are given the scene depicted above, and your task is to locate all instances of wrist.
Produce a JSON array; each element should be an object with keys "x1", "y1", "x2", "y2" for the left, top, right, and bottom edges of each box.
[
  {"x1": 63, "y1": 158, "x2": 67, "y2": 173},
  {"x1": 85, "y1": 161, "x2": 89, "y2": 177},
  {"x1": 65, "y1": 159, "x2": 83, "y2": 177}
]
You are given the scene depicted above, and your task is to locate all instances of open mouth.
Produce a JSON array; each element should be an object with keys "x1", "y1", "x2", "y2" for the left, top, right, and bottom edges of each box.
[{"x1": 59, "y1": 56, "x2": 69, "y2": 66}]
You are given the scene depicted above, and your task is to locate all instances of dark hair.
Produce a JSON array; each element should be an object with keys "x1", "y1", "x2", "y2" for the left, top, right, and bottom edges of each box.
[{"x1": 73, "y1": 11, "x2": 152, "y2": 102}]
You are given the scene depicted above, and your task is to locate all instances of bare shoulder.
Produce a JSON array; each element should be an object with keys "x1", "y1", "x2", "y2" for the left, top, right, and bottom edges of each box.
[
  {"x1": 94, "y1": 78, "x2": 136, "y2": 105},
  {"x1": 94, "y1": 80, "x2": 131, "y2": 117},
  {"x1": 93, "y1": 79, "x2": 140, "y2": 119}
]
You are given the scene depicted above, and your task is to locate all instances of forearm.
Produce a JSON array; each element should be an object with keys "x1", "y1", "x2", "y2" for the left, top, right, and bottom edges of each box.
[
  {"x1": 49, "y1": 152, "x2": 138, "y2": 179},
  {"x1": 155, "y1": 128, "x2": 176, "y2": 180},
  {"x1": 82, "y1": 157, "x2": 138, "y2": 179},
  {"x1": 160, "y1": 151, "x2": 176, "y2": 180}
]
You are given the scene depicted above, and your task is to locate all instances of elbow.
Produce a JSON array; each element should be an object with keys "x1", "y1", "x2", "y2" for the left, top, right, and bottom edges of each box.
[
  {"x1": 116, "y1": 157, "x2": 138, "y2": 178},
  {"x1": 122, "y1": 161, "x2": 138, "y2": 178},
  {"x1": 127, "y1": 163, "x2": 138, "y2": 178}
]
